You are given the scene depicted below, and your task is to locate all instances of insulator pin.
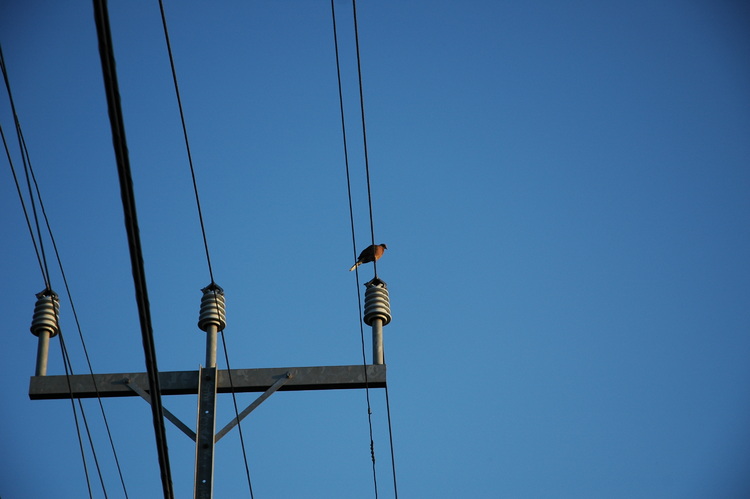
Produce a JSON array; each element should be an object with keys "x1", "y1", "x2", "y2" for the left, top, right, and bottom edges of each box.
[
  {"x1": 363, "y1": 280, "x2": 392, "y2": 326},
  {"x1": 198, "y1": 284, "x2": 226, "y2": 332},
  {"x1": 30, "y1": 290, "x2": 60, "y2": 338}
]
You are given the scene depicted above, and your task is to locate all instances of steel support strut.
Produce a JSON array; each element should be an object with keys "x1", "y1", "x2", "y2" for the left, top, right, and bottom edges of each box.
[{"x1": 194, "y1": 366, "x2": 218, "y2": 499}]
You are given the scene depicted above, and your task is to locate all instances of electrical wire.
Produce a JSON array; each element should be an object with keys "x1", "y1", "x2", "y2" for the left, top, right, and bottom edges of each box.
[
  {"x1": 330, "y1": 1, "x2": 379, "y2": 497},
  {"x1": 60, "y1": 338, "x2": 95, "y2": 499},
  {"x1": 2, "y1": 135, "x2": 97, "y2": 497},
  {"x1": 2, "y1": 42, "x2": 128, "y2": 498},
  {"x1": 0, "y1": 45, "x2": 51, "y2": 289},
  {"x1": 59, "y1": 336, "x2": 109, "y2": 499},
  {"x1": 24, "y1": 130, "x2": 130, "y2": 498},
  {"x1": 383, "y1": 378, "x2": 399, "y2": 498},
  {"x1": 351, "y1": 0, "x2": 379, "y2": 278},
  {"x1": 92, "y1": 1, "x2": 174, "y2": 497},
  {"x1": 332, "y1": 2, "x2": 401, "y2": 497},
  {"x1": 155, "y1": 2, "x2": 256, "y2": 495},
  {"x1": 350, "y1": 3, "x2": 400, "y2": 494},
  {"x1": 156, "y1": 0, "x2": 215, "y2": 285},
  {"x1": 220, "y1": 331, "x2": 255, "y2": 498},
  {"x1": 0, "y1": 122, "x2": 46, "y2": 283}
]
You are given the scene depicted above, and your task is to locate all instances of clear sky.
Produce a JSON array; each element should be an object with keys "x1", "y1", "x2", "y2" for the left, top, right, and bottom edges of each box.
[{"x1": 2, "y1": 1, "x2": 749, "y2": 498}]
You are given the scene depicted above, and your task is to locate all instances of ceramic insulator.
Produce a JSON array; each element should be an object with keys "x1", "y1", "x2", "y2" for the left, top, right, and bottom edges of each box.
[
  {"x1": 198, "y1": 285, "x2": 226, "y2": 332},
  {"x1": 30, "y1": 291, "x2": 60, "y2": 338},
  {"x1": 364, "y1": 282, "x2": 392, "y2": 326}
]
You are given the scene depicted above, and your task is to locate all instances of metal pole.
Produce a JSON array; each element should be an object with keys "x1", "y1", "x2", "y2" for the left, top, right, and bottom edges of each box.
[
  {"x1": 35, "y1": 330, "x2": 51, "y2": 376},
  {"x1": 372, "y1": 318, "x2": 384, "y2": 365},
  {"x1": 205, "y1": 323, "x2": 217, "y2": 368},
  {"x1": 194, "y1": 366, "x2": 218, "y2": 499},
  {"x1": 195, "y1": 284, "x2": 224, "y2": 498}
]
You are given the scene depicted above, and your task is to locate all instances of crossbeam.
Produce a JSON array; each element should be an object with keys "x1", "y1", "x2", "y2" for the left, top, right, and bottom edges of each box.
[{"x1": 29, "y1": 364, "x2": 387, "y2": 400}]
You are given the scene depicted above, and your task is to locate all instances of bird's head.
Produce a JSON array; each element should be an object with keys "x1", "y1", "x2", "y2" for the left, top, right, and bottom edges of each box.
[{"x1": 380, "y1": 243, "x2": 388, "y2": 250}]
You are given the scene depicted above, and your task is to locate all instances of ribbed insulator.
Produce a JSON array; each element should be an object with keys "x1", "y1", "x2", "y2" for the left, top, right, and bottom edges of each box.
[
  {"x1": 30, "y1": 290, "x2": 60, "y2": 338},
  {"x1": 363, "y1": 281, "x2": 392, "y2": 326},
  {"x1": 198, "y1": 285, "x2": 226, "y2": 332}
]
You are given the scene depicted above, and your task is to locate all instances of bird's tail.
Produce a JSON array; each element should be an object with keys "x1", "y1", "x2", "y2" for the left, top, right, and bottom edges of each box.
[{"x1": 349, "y1": 262, "x2": 361, "y2": 272}]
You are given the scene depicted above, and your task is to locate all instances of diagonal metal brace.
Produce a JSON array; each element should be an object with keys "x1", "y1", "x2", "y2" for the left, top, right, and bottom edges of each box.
[
  {"x1": 214, "y1": 371, "x2": 294, "y2": 443},
  {"x1": 124, "y1": 379, "x2": 197, "y2": 441}
]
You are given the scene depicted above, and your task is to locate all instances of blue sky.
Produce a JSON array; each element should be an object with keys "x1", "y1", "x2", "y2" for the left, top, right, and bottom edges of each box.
[{"x1": 2, "y1": 1, "x2": 749, "y2": 498}]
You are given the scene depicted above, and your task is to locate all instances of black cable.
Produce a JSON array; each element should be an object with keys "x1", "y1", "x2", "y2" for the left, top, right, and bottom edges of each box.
[
  {"x1": 356, "y1": 276, "x2": 379, "y2": 499},
  {"x1": 335, "y1": 3, "x2": 401, "y2": 496},
  {"x1": 220, "y1": 331, "x2": 255, "y2": 498},
  {"x1": 0, "y1": 122, "x2": 45, "y2": 280},
  {"x1": 19, "y1": 126, "x2": 51, "y2": 290},
  {"x1": 383, "y1": 381, "x2": 399, "y2": 499},
  {"x1": 92, "y1": 1, "x2": 174, "y2": 497},
  {"x1": 350, "y1": 6, "x2": 400, "y2": 496},
  {"x1": 331, "y1": 1, "x2": 379, "y2": 497},
  {"x1": 2, "y1": 42, "x2": 126, "y2": 498},
  {"x1": 44, "y1": 206, "x2": 110, "y2": 498},
  {"x1": 16, "y1": 78, "x2": 130, "y2": 499},
  {"x1": 33, "y1": 174, "x2": 131, "y2": 498},
  {"x1": 156, "y1": 0, "x2": 215, "y2": 285},
  {"x1": 59, "y1": 336, "x2": 109, "y2": 499},
  {"x1": 351, "y1": 0, "x2": 379, "y2": 278},
  {"x1": 155, "y1": 3, "x2": 258, "y2": 495},
  {"x1": 0, "y1": 45, "x2": 51, "y2": 289},
  {"x1": 61, "y1": 338, "x2": 95, "y2": 499}
]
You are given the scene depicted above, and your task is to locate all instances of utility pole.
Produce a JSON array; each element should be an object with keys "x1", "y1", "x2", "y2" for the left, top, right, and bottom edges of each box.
[{"x1": 28, "y1": 280, "x2": 392, "y2": 498}]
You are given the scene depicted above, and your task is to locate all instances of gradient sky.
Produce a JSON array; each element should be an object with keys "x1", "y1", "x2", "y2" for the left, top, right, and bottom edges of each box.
[{"x1": 2, "y1": 1, "x2": 749, "y2": 498}]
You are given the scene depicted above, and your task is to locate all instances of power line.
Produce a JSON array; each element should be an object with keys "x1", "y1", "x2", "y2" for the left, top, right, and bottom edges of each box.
[
  {"x1": 43, "y1": 201, "x2": 130, "y2": 498},
  {"x1": 156, "y1": 0, "x2": 216, "y2": 285},
  {"x1": 220, "y1": 330, "x2": 256, "y2": 498},
  {"x1": 0, "y1": 121, "x2": 46, "y2": 279},
  {"x1": 351, "y1": 0, "x2": 379, "y2": 278},
  {"x1": 349, "y1": 2, "x2": 400, "y2": 493},
  {"x1": 92, "y1": 1, "x2": 174, "y2": 497},
  {"x1": 0, "y1": 45, "x2": 51, "y2": 289},
  {"x1": 2, "y1": 42, "x2": 128, "y2": 498},
  {"x1": 332, "y1": 2, "x2": 400, "y2": 497},
  {"x1": 156, "y1": 2, "x2": 257, "y2": 496},
  {"x1": 60, "y1": 337, "x2": 109, "y2": 499},
  {"x1": 383, "y1": 377, "x2": 399, "y2": 498},
  {"x1": 60, "y1": 336, "x2": 95, "y2": 499},
  {"x1": 331, "y1": 1, "x2": 380, "y2": 496},
  {"x1": 25, "y1": 133, "x2": 131, "y2": 498}
]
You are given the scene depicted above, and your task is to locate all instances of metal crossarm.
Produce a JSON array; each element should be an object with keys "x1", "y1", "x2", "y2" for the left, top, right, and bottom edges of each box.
[{"x1": 29, "y1": 365, "x2": 386, "y2": 400}]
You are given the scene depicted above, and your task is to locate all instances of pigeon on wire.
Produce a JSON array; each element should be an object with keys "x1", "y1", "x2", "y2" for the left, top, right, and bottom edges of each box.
[{"x1": 349, "y1": 244, "x2": 388, "y2": 271}]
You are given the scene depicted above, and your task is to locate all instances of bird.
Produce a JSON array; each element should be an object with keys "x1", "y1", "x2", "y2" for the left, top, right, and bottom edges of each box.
[{"x1": 349, "y1": 243, "x2": 387, "y2": 271}]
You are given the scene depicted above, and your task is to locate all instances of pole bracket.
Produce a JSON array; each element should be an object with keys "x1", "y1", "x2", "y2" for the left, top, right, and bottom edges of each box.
[
  {"x1": 124, "y1": 379, "x2": 197, "y2": 441},
  {"x1": 214, "y1": 371, "x2": 294, "y2": 443}
]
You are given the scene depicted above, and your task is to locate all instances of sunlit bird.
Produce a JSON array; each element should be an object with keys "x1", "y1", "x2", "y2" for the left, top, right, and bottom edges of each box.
[{"x1": 349, "y1": 243, "x2": 388, "y2": 271}]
